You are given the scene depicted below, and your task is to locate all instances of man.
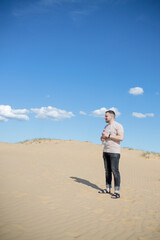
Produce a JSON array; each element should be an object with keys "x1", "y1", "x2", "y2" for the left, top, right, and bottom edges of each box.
[{"x1": 98, "y1": 110, "x2": 124, "y2": 199}]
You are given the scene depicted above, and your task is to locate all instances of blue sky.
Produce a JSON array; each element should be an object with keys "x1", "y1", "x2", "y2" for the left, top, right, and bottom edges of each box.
[{"x1": 0, "y1": 0, "x2": 160, "y2": 153}]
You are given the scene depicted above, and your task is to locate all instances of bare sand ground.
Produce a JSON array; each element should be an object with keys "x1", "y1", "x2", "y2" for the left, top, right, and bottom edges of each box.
[{"x1": 0, "y1": 140, "x2": 160, "y2": 240}]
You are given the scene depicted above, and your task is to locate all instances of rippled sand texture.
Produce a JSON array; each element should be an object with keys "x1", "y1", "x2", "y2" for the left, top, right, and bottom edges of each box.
[{"x1": 0, "y1": 140, "x2": 160, "y2": 240}]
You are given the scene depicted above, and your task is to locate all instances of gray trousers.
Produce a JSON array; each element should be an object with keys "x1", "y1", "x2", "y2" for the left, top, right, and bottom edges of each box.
[{"x1": 103, "y1": 152, "x2": 121, "y2": 191}]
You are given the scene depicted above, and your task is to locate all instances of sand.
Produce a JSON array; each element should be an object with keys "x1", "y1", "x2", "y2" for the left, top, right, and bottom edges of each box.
[{"x1": 0, "y1": 139, "x2": 160, "y2": 240}]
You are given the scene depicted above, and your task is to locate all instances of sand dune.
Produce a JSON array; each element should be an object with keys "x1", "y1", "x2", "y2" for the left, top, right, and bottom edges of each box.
[{"x1": 0, "y1": 140, "x2": 160, "y2": 240}]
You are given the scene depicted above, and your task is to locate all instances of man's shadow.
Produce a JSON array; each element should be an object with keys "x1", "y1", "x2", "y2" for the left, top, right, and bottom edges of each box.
[{"x1": 70, "y1": 176, "x2": 101, "y2": 191}]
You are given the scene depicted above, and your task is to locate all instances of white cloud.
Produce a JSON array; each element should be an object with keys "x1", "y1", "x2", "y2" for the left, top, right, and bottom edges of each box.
[
  {"x1": 0, "y1": 116, "x2": 8, "y2": 122},
  {"x1": 79, "y1": 111, "x2": 87, "y2": 115},
  {"x1": 129, "y1": 87, "x2": 144, "y2": 95},
  {"x1": 0, "y1": 105, "x2": 29, "y2": 122},
  {"x1": 132, "y1": 112, "x2": 154, "y2": 118},
  {"x1": 92, "y1": 107, "x2": 121, "y2": 118},
  {"x1": 92, "y1": 107, "x2": 106, "y2": 118},
  {"x1": 31, "y1": 106, "x2": 75, "y2": 121},
  {"x1": 145, "y1": 113, "x2": 154, "y2": 117}
]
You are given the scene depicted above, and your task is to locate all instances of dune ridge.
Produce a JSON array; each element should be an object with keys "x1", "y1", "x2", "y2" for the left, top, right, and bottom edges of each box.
[{"x1": 0, "y1": 140, "x2": 160, "y2": 240}]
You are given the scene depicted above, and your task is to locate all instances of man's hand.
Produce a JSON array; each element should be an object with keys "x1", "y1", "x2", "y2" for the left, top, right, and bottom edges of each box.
[
  {"x1": 100, "y1": 136, "x2": 105, "y2": 142},
  {"x1": 102, "y1": 131, "x2": 109, "y2": 139}
]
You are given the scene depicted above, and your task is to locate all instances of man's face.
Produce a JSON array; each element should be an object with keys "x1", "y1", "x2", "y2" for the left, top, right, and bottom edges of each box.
[{"x1": 105, "y1": 112, "x2": 112, "y2": 123}]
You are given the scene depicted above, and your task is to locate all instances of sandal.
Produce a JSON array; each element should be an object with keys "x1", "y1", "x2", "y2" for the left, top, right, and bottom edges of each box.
[
  {"x1": 111, "y1": 192, "x2": 120, "y2": 199},
  {"x1": 98, "y1": 189, "x2": 110, "y2": 194}
]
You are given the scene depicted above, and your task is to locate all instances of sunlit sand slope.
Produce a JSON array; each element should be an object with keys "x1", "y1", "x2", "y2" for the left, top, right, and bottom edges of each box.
[{"x1": 0, "y1": 140, "x2": 160, "y2": 240}]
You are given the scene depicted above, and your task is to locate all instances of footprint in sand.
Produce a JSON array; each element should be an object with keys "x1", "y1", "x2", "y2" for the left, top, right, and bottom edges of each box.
[{"x1": 67, "y1": 232, "x2": 82, "y2": 238}]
